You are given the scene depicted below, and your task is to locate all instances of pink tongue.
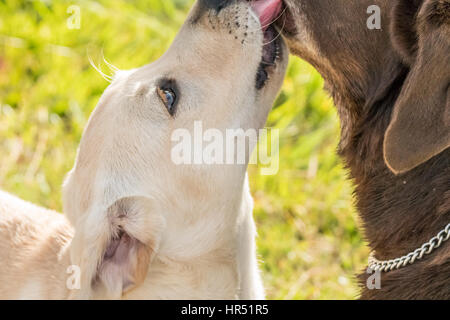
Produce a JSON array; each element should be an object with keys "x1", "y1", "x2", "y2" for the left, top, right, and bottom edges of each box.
[{"x1": 251, "y1": 0, "x2": 283, "y2": 30}]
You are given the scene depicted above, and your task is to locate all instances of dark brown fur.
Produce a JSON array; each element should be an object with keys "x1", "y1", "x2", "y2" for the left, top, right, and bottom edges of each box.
[
  {"x1": 390, "y1": 0, "x2": 422, "y2": 64},
  {"x1": 279, "y1": 0, "x2": 450, "y2": 299}
]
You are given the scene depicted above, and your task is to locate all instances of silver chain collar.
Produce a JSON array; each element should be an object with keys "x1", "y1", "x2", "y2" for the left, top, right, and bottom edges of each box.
[{"x1": 368, "y1": 222, "x2": 450, "y2": 272}]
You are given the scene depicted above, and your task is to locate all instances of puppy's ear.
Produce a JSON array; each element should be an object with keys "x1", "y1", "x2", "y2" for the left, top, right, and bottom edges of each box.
[
  {"x1": 95, "y1": 197, "x2": 165, "y2": 297},
  {"x1": 69, "y1": 197, "x2": 165, "y2": 299},
  {"x1": 384, "y1": 0, "x2": 450, "y2": 174}
]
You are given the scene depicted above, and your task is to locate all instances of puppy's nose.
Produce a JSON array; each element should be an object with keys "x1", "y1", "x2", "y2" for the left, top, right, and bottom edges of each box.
[
  {"x1": 190, "y1": 0, "x2": 233, "y2": 24},
  {"x1": 198, "y1": 0, "x2": 230, "y2": 13}
]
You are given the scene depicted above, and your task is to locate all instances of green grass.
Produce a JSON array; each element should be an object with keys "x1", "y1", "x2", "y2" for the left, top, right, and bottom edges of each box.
[{"x1": 0, "y1": 0, "x2": 368, "y2": 299}]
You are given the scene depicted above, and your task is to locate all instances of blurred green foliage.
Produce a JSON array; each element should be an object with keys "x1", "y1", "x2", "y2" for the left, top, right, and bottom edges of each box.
[{"x1": 0, "y1": 0, "x2": 368, "y2": 299}]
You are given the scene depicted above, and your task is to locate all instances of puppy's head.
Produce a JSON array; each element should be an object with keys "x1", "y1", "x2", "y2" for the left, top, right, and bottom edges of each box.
[{"x1": 63, "y1": 0, "x2": 288, "y2": 299}]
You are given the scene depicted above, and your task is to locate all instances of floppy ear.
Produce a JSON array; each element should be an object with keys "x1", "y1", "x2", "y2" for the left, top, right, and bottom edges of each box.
[
  {"x1": 68, "y1": 197, "x2": 165, "y2": 299},
  {"x1": 384, "y1": 0, "x2": 450, "y2": 174}
]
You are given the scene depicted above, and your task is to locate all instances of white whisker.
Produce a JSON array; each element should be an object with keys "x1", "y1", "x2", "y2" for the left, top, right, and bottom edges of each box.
[
  {"x1": 87, "y1": 48, "x2": 114, "y2": 83},
  {"x1": 262, "y1": 10, "x2": 286, "y2": 46},
  {"x1": 246, "y1": 5, "x2": 288, "y2": 33}
]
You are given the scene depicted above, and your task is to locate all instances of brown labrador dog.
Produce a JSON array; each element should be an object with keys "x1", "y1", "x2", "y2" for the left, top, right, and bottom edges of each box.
[{"x1": 269, "y1": 0, "x2": 449, "y2": 299}]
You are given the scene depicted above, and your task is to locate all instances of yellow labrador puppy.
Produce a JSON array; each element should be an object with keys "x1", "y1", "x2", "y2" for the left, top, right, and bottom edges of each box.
[{"x1": 0, "y1": 0, "x2": 287, "y2": 299}]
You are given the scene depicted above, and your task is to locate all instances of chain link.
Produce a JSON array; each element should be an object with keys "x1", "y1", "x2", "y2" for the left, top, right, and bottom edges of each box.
[{"x1": 368, "y1": 223, "x2": 450, "y2": 272}]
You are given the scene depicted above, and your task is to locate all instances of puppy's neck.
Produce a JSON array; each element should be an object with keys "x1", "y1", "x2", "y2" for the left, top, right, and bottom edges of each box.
[{"x1": 122, "y1": 174, "x2": 252, "y2": 300}]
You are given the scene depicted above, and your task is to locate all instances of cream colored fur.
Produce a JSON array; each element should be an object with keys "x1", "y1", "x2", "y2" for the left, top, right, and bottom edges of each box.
[{"x1": 0, "y1": 1, "x2": 288, "y2": 299}]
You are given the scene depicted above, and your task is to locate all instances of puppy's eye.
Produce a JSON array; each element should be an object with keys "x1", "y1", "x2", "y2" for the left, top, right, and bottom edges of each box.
[{"x1": 157, "y1": 87, "x2": 177, "y2": 116}]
